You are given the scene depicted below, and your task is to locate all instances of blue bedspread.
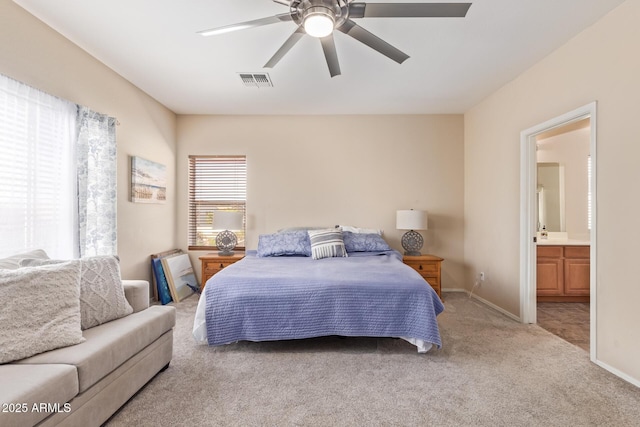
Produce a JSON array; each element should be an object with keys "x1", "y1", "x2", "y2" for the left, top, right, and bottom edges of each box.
[{"x1": 204, "y1": 250, "x2": 444, "y2": 348}]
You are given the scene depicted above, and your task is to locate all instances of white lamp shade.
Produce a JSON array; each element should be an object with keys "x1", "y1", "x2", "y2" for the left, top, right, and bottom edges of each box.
[
  {"x1": 396, "y1": 210, "x2": 428, "y2": 230},
  {"x1": 212, "y1": 211, "x2": 243, "y2": 231}
]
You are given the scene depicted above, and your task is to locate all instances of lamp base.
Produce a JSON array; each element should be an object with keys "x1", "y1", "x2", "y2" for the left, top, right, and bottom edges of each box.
[
  {"x1": 401, "y1": 230, "x2": 424, "y2": 256},
  {"x1": 216, "y1": 230, "x2": 238, "y2": 257},
  {"x1": 403, "y1": 250, "x2": 422, "y2": 256}
]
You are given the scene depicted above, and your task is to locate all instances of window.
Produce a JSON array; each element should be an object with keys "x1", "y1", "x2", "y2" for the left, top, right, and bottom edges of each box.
[
  {"x1": 0, "y1": 74, "x2": 77, "y2": 258},
  {"x1": 0, "y1": 73, "x2": 117, "y2": 258},
  {"x1": 188, "y1": 155, "x2": 246, "y2": 250}
]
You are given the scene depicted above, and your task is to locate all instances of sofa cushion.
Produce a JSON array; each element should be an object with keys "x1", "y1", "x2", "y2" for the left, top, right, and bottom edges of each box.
[
  {"x1": 20, "y1": 256, "x2": 133, "y2": 329},
  {"x1": 0, "y1": 248, "x2": 49, "y2": 270},
  {"x1": 17, "y1": 305, "x2": 176, "y2": 392},
  {"x1": 0, "y1": 364, "x2": 78, "y2": 427},
  {"x1": 0, "y1": 261, "x2": 85, "y2": 364}
]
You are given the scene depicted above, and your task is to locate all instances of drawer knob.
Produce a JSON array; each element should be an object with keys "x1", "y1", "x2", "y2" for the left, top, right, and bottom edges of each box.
[
  {"x1": 419, "y1": 265, "x2": 423, "y2": 270},
  {"x1": 219, "y1": 263, "x2": 224, "y2": 269}
]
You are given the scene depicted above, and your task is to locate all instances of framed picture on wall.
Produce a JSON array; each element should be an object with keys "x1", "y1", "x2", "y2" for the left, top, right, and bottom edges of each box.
[{"x1": 131, "y1": 156, "x2": 166, "y2": 203}]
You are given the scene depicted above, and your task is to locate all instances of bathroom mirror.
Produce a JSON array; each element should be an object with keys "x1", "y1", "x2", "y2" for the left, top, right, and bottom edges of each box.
[{"x1": 537, "y1": 162, "x2": 565, "y2": 232}]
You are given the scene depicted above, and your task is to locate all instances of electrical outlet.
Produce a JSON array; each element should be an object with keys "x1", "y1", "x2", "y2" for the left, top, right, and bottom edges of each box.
[{"x1": 479, "y1": 272, "x2": 485, "y2": 282}]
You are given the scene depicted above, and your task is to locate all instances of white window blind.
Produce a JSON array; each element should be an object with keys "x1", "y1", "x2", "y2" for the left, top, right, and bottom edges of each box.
[
  {"x1": 0, "y1": 74, "x2": 77, "y2": 258},
  {"x1": 188, "y1": 155, "x2": 246, "y2": 250}
]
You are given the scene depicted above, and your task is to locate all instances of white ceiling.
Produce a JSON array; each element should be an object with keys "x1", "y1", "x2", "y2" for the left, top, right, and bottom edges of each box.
[{"x1": 14, "y1": 0, "x2": 624, "y2": 115}]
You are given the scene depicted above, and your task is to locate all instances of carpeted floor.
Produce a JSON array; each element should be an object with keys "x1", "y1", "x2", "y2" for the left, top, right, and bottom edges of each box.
[{"x1": 105, "y1": 292, "x2": 640, "y2": 426}]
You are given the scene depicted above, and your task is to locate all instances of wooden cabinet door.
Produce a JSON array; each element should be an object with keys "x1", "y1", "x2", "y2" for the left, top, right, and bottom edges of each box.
[
  {"x1": 537, "y1": 258, "x2": 564, "y2": 296},
  {"x1": 564, "y1": 258, "x2": 590, "y2": 296}
]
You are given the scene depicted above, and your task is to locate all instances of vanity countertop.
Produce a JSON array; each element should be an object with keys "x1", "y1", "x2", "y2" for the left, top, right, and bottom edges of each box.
[{"x1": 537, "y1": 239, "x2": 590, "y2": 246}]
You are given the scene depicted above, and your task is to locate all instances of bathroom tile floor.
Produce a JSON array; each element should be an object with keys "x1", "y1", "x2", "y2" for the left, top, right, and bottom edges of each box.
[{"x1": 537, "y1": 302, "x2": 590, "y2": 352}]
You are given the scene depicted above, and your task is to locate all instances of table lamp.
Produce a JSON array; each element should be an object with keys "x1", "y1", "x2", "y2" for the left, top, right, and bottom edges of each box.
[
  {"x1": 396, "y1": 209, "x2": 428, "y2": 256},
  {"x1": 212, "y1": 211, "x2": 243, "y2": 256}
]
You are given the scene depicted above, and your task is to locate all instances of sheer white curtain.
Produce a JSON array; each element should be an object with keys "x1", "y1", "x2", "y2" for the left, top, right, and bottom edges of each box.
[
  {"x1": 0, "y1": 74, "x2": 117, "y2": 259},
  {"x1": 0, "y1": 74, "x2": 78, "y2": 258},
  {"x1": 76, "y1": 106, "x2": 117, "y2": 257}
]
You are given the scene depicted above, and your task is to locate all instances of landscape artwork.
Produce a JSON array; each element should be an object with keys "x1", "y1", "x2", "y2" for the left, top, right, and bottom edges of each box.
[{"x1": 131, "y1": 156, "x2": 166, "y2": 203}]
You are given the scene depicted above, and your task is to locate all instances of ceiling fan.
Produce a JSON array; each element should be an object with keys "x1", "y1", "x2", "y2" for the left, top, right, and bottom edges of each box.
[{"x1": 198, "y1": 0, "x2": 471, "y2": 77}]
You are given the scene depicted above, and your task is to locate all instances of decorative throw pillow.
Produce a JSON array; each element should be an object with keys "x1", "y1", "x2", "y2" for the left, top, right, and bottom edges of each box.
[
  {"x1": 20, "y1": 256, "x2": 133, "y2": 329},
  {"x1": 257, "y1": 231, "x2": 311, "y2": 257},
  {"x1": 307, "y1": 229, "x2": 348, "y2": 260},
  {"x1": 277, "y1": 226, "x2": 329, "y2": 233},
  {"x1": 336, "y1": 225, "x2": 383, "y2": 235},
  {"x1": 0, "y1": 261, "x2": 85, "y2": 364},
  {"x1": 343, "y1": 232, "x2": 391, "y2": 253},
  {"x1": 0, "y1": 249, "x2": 49, "y2": 270}
]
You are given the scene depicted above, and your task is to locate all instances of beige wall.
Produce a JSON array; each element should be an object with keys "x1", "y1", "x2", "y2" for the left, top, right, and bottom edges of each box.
[
  {"x1": 464, "y1": 0, "x2": 640, "y2": 382},
  {"x1": 177, "y1": 115, "x2": 465, "y2": 289},
  {"x1": 0, "y1": 1, "x2": 178, "y2": 281}
]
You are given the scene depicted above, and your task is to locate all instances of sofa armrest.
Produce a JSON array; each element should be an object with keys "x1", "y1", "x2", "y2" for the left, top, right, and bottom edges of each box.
[{"x1": 123, "y1": 280, "x2": 150, "y2": 313}]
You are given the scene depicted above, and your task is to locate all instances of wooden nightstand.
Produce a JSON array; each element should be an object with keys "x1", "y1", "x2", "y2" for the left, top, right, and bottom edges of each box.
[
  {"x1": 403, "y1": 254, "x2": 444, "y2": 299},
  {"x1": 199, "y1": 252, "x2": 245, "y2": 291}
]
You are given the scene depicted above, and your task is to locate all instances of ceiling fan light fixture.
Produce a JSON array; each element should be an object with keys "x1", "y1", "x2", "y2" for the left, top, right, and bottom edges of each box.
[{"x1": 303, "y1": 7, "x2": 335, "y2": 38}]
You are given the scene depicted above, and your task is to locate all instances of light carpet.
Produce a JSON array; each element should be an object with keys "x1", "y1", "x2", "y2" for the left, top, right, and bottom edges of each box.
[{"x1": 105, "y1": 292, "x2": 640, "y2": 426}]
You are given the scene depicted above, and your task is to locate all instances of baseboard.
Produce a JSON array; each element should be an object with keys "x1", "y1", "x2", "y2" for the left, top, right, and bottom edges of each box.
[
  {"x1": 442, "y1": 287, "x2": 466, "y2": 293},
  {"x1": 445, "y1": 288, "x2": 521, "y2": 322},
  {"x1": 594, "y1": 359, "x2": 640, "y2": 388}
]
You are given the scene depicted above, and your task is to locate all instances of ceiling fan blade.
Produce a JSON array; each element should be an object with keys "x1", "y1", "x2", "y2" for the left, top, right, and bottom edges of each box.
[
  {"x1": 264, "y1": 27, "x2": 306, "y2": 68},
  {"x1": 349, "y1": 2, "x2": 471, "y2": 19},
  {"x1": 337, "y1": 20, "x2": 409, "y2": 64},
  {"x1": 198, "y1": 13, "x2": 293, "y2": 37},
  {"x1": 320, "y1": 34, "x2": 341, "y2": 78}
]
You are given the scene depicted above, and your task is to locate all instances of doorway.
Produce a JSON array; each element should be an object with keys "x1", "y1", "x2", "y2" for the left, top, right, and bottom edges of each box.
[{"x1": 519, "y1": 102, "x2": 597, "y2": 362}]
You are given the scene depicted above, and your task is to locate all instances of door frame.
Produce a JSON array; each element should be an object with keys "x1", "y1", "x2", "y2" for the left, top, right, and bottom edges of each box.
[{"x1": 519, "y1": 101, "x2": 597, "y2": 361}]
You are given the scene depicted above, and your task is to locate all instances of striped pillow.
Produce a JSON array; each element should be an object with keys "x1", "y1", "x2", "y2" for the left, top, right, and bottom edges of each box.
[{"x1": 307, "y1": 229, "x2": 348, "y2": 260}]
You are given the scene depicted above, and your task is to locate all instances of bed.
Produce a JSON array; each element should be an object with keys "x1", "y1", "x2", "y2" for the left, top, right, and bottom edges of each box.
[{"x1": 192, "y1": 243, "x2": 444, "y2": 353}]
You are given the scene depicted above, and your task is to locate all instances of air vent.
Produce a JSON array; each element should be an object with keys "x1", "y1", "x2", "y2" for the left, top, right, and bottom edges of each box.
[{"x1": 238, "y1": 73, "x2": 273, "y2": 88}]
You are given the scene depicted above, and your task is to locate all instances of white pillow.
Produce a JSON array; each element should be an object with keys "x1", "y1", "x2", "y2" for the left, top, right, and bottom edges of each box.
[
  {"x1": 19, "y1": 256, "x2": 133, "y2": 329},
  {"x1": 0, "y1": 261, "x2": 85, "y2": 364},
  {"x1": 0, "y1": 249, "x2": 49, "y2": 270},
  {"x1": 337, "y1": 225, "x2": 383, "y2": 236}
]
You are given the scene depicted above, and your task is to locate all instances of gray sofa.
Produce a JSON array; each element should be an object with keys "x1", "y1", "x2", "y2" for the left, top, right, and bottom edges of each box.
[{"x1": 0, "y1": 280, "x2": 175, "y2": 427}]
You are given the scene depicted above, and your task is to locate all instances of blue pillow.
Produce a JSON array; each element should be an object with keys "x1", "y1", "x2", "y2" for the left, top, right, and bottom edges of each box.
[
  {"x1": 342, "y1": 232, "x2": 391, "y2": 253},
  {"x1": 257, "y1": 230, "x2": 311, "y2": 257}
]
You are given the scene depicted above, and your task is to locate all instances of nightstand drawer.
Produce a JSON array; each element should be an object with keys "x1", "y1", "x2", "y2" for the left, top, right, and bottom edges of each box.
[
  {"x1": 404, "y1": 262, "x2": 438, "y2": 274},
  {"x1": 423, "y1": 273, "x2": 440, "y2": 285},
  {"x1": 200, "y1": 253, "x2": 245, "y2": 291},
  {"x1": 402, "y1": 254, "x2": 444, "y2": 299},
  {"x1": 203, "y1": 260, "x2": 235, "y2": 273}
]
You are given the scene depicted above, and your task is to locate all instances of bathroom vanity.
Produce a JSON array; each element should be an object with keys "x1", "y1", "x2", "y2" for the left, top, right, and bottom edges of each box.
[{"x1": 537, "y1": 240, "x2": 590, "y2": 302}]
